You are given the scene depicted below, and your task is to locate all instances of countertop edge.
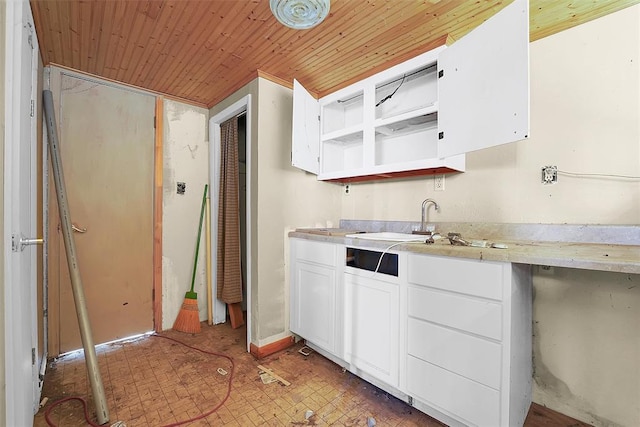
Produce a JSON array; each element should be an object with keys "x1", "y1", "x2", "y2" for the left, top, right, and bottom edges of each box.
[{"x1": 288, "y1": 231, "x2": 640, "y2": 275}]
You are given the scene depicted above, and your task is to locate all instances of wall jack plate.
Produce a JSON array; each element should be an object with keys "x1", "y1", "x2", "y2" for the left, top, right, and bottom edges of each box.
[{"x1": 541, "y1": 166, "x2": 558, "y2": 185}]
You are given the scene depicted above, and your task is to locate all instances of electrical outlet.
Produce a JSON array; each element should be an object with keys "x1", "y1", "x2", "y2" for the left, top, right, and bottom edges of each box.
[
  {"x1": 177, "y1": 182, "x2": 186, "y2": 194},
  {"x1": 344, "y1": 184, "x2": 350, "y2": 195},
  {"x1": 434, "y1": 174, "x2": 445, "y2": 191},
  {"x1": 541, "y1": 166, "x2": 558, "y2": 185}
]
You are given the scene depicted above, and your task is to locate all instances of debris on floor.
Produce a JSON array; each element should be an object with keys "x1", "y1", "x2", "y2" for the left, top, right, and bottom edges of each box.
[
  {"x1": 290, "y1": 409, "x2": 317, "y2": 426},
  {"x1": 367, "y1": 416, "x2": 377, "y2": 427},
  {"x1": 259, "y1": 371, "x2": 278, "y2": 384},
  {"x1": 39, "y1": 397, "x2": 48, "y2": 409},
  {"x1": 217, "y1": 367, "x2": 228, "y2": 376},
  {"x1": 298, "y1": 345, "x2": 313, "y2": 356},
  {"x1": 257, "y1": 364, "x2": 291, "y2": 386}
]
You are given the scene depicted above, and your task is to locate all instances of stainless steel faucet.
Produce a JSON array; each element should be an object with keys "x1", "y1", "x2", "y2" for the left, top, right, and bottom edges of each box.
[{"x1": 421, "y1": 198, "x2": 439, "y2": 232}]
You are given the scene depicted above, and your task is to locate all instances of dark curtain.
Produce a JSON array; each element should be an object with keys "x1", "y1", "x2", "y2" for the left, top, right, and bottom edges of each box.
[{"x1": 216, "y1": 117, "x2": 243, "y2": 304}]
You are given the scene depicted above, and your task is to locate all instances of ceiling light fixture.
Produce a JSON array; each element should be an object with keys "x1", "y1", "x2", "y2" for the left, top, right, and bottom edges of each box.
[{"x1": 270, "y1": 0, "x2": 330, "y2": 30}]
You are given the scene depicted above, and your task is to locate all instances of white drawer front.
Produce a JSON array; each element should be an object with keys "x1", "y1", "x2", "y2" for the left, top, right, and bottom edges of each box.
[
  {"x1": 293, "y1": 238, "x2": 337, "y2": 266},
  {"x1": 408, "y1": 254, "x2": 504, "y2": 301},
  {"x1": 407, "y1": 355, "x2": 501, "y2": 427},
  {"x1": 408, "y1": 286, "x2": 503, "y2": 340},
  {"x1": 408, "y1": 319, "x2": 502, "y2": 390}
]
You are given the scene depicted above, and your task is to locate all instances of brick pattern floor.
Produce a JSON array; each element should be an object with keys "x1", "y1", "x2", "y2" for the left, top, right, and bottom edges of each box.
[{"x1": 34, "y1": 321, "x2": 590, "y2": 426}]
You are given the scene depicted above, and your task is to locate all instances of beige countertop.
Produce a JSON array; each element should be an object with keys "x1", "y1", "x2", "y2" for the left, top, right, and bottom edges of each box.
[{"x1": 289, "y1": 230, "x2": 640, "y2": 275}]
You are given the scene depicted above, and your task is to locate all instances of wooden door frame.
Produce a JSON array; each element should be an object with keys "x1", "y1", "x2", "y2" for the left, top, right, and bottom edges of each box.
[{"x1": 153, "y1": 97, "x2": 163, "y2": 331}]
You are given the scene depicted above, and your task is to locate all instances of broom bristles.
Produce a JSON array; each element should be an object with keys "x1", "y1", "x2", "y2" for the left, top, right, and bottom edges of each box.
[{"x1": 173, "y1": 298, "x2": 201, "y2": 334}]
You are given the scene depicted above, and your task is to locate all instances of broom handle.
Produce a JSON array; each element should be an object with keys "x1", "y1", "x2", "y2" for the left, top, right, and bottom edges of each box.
[{"x1": 190, "y1": 184, "x2": 208, "y2": 293}]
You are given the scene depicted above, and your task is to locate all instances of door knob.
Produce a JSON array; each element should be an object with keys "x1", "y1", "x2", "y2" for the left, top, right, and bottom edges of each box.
[
  {"x1": 72, "y1": 223, "x2": 87, "y2": 233},
  {"x1": 11, "y1": 234, "x2": 44, "y2": 252},
  {"x1": 59, "y1": 223, "x2": 87, "y2": 233}
]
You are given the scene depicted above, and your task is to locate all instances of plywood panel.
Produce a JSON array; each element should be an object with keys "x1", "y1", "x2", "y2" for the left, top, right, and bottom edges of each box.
[{"x1": 54, "y1": 74, "x2": 155, "y2": 353}]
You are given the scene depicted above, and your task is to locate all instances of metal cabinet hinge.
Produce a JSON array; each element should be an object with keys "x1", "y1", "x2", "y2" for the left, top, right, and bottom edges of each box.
[
  {"x1": 438, "y1": 70, "x2": 444, "y2": 78},
  {"x1": 32, "y1": 348, "x2": 36, "y2": 365},
  {"x1": 438, "y1": 131, "x2": 444, "y2": 140},
  {"x1": 30, "y1": 99, "x2": 35, "y2": 117}
]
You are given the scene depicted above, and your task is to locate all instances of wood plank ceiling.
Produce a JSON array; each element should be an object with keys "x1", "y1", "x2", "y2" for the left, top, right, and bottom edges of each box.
[{"x1": 30, "y1": 0, "x2": 640, "y2": 108}]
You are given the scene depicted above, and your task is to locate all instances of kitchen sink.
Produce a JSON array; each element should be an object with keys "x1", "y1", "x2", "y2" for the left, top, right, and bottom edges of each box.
[{"x1": 345, "y1": 232, "x2": 430, "y2": 242}]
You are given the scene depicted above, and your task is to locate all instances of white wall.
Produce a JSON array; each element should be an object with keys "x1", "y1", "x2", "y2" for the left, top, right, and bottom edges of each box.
[
  {"x1": 254, "y1": 78, "x2": 341, "y2": 344},
  {"x1": 340, "y1": 6, "x2": 640, "y2": 426},
  {"x1": 209, "y1": 78, "x2": 341, "y2": 346},
  {"x1": 161, "y1": 99, "x2": 209, "y2": 330}
]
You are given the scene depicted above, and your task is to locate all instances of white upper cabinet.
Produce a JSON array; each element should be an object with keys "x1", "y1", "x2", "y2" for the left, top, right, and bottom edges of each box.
[
  {"x1": 292, "y1": 0, "x2": 529, "y2": 182},
  {"x1": 438, "y1": 0, "x2": 529, "y2": 158},
  {"x1": 292, "y1": 79, "x2": 320, "y2": 174}
]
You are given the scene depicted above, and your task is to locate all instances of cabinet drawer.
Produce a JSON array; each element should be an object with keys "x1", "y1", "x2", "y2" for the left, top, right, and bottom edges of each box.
[
  {"x1": 293, "y1": 239, "x2": 337, "y2": 266},
  {"x1": 408, "y1": 254, "x2": 504, "y2": 300},
  {"x1": 408, "y1": 319, "x2": 502, "y2": 390},
  {"x1": 408, "y1": 285, "x2": 502, "y2": 340},
  {"x1": 407, "y1": 355, "x2": 500, "y2": 427}
]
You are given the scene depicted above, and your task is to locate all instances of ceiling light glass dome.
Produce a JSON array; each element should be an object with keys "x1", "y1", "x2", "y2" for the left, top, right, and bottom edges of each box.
[{"x1": 270, "y1": 0, "x2": 330, "y2": 30}]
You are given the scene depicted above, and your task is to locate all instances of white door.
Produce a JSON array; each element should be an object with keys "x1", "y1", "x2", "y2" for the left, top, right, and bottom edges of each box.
[
  {"x1": 437, "y1": 0, "x2": 529, "y2": 158},
  {"x1": 344, "y1": 272, "x2": 399, "y2": 387},
  {"x1": 291, "y1": 79, "x2": 320, "y2": 174},
  {"x1": 292, "y1": 261, "x2": 336, "y2": 353},
  {"x1": 4, "y1": 0, "x2": 41, "y2": 424}
]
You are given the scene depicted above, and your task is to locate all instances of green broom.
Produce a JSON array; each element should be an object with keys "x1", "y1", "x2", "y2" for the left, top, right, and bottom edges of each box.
[{"x1": 173, "y1": 184, "x2": 208, "y2": 334}]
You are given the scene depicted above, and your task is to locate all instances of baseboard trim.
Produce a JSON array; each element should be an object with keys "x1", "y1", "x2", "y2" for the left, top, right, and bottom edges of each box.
[{"x1": 250, "y1": 335, "x2": 295, "y2": 359}]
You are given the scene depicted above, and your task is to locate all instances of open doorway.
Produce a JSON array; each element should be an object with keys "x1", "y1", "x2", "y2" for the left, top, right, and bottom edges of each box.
[{"x1": 209, "y1": 95, "x2": 252, "y2": 351}]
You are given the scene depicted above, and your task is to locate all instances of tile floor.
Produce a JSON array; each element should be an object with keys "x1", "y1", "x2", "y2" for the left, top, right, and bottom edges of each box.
[{"x1": 35, "y1": 322, "x2": 590, "y2": 427}]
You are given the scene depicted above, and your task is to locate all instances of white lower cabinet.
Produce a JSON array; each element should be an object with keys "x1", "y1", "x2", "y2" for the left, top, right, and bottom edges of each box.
[
  {"x1": 343, "y1": 271, "x2": 399, "y2": 387},
  {"x1": 405, "y1": 253, "x2": 532, "y2": 427},
  {"x1": 289, "y1": 238, "x2": 343, "y2": 357},
  {"x1": 289, "y1": 237, "x2": 533, "y2": 426}
]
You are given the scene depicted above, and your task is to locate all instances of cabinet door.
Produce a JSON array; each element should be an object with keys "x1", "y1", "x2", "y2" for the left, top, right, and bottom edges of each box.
[
  {"x1": 344, "y1": 273, "x2": 399, "y2": 387},
  {"x1": 438, "y1": 0, "x2": 529, "y2": 158},
  {"x1": 292, "y1": 261, "x2": 336, "y2": 353},
  {"x1": 292, "y1": 79, "x2": 320, "y2": 174}
]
